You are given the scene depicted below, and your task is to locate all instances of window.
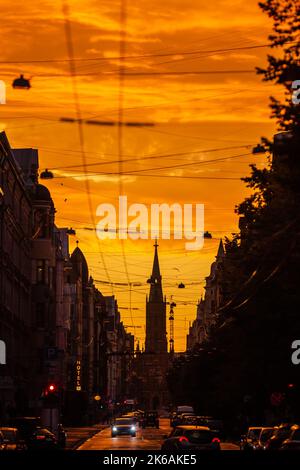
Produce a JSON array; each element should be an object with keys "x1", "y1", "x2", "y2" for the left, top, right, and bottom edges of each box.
[
  {"x1": 173, "y1": 428, "x2": 183, "y2": 437},
  {"x1": 248, "y1": 428, "x2": 261, "y2": 440},
  {"x1": 185, "y1": 430, "x2": 212, "y2": 444},
  {"x1": 260, "y1": 429, "x2": 274, "y2": 443}
]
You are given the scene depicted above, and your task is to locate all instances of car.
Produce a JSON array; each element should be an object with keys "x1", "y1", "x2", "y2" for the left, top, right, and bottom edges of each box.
[
  {"x1": 27, "y1": 427, "x2": 59, "y2": 450},
  {"x1": 176, "y1": 406, "x2": 194, "y2": 414},
  {"x1": 0, "y1": 431, "x2": 6, "y2": 451},
  {"x1": 122, "y1": 413, "x2": 137, "y2": 424},
  {"x1": 8, "y1": 417, "x2": 40, "y2": 445},
  {"x1": 161, "y1": 425, "x2": 221, "y2": 451},
  {"x1": 183, "y1": 416, "x2": 224, "y2": 439},
  {"x1": 240, "y1": 427, "x2": 264, "y2": 450},
  {"x1": 171, "y1": 413, "x2": 194, "y2": 428},
  {"x1": 180, "y1": 415, "x2": 199, "y2": 425},
  {"x1": 171, "y1": 414, "x2": 182, "y2": 427},
  {"x1": 181, "y1": 412, "x2": 196, "y2": 419},
  {"x1": 0, "y1": 427, "x2": 27, "y2": 451},
  {"x1": 280, "y1": 424, "x2": 300, "y2": 450},
  {"x1": 170, "y1": 406, "x2": 194, "y2": 427},
  {"x1": 256, "y1": 427, "x2": 276, "y2": 450},
  {"x1": 141, "y1": 411, "x2": 159, "y2": 429},
  {"x1": 173, "y1": 412, "x2": 196, "y2": 427},
  {"x1": 111, "y1": 418, "x2": 136, "y2": 437},
  {"x1": 265, "y1": 423, "x2": 295, "y2": 450},
  {"x1": 133, "y1": 410, "x2": 144, "y2": 424}
]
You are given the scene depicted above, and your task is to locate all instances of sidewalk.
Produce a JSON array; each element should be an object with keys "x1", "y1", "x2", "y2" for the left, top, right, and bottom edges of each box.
[{"x1": 65, "y1": 424, "x2": 108, "y2": 449}]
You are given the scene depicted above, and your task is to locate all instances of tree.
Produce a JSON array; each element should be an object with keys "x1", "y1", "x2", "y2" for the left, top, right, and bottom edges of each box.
[
  {"x1": 217, "y1": 0, "x2": 300, "y2": 420},
  {"x1": 257, "y1": 0, "x2": 300, "y2": 134},
  {"x1": 168, "y1": 0, "x2": 300, "y2": 425}
]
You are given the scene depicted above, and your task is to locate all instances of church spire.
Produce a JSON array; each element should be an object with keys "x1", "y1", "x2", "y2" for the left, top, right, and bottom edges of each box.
[
  {"x1": 145, "y1": 240, "x2": 167, "y2": 354},
  {"x1": 147, "y1": 240, "x2": 163, "y2": 302},
  {"x1": 151, "y1": 239, "x2": 161, "y2": 280}
]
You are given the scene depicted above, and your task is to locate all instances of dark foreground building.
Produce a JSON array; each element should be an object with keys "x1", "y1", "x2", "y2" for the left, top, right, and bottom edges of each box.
[{"x1": 0, "y1": 131, "x2": 133, "y2": 425}]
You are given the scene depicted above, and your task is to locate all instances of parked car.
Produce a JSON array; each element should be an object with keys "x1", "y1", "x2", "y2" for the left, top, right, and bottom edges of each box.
[
  {"x1": 0, "y1": 427, "x2": 27, "y2": 450},
  {"x1": 171, "y1": 414, "x2": 182, "y2": 428},
  {"x1": 256, "y1": 427, "x2": 276, "y2": 450},
  {"x1": 111, "y1": 418, "x2": 136, "y2": 437},
  {"x1": 122, "y1": 413, "x2": 137, "y2": 424},
  {"x1": 176, "y1": 406, "x2": 194, "y2": 414},
  {"x1": 180, "y1": 415, "x2": 199, "y2": 425},
  {"x1": 9, "y1": 417, "x2": 40, "y2": 445},
  {"x1": 191, "y1": 417, "x2": 224, "y2": 439},
  {"x1": 161, "y1": 426, "x2": 221, "y2": 451},
  {"x1": 170, "y1": 406, "x2": 194, "y2": 427},
  {"x1": 27, "y1": 428, "x2": 59, "y2": 450},
  {"x1": 280, "y1": 424, "x2": 300, "y2": 450},
  {"x1": 171, "y1": 412, "x2": 195, "y2": 428},
  {"x1": 240, "y1": 427, "x2": 264, "y2": 450},
  {"x1": 0, "y1": 431, "x2": 6, "y2": 451},
  {"x1": 133, "y1": 410, "x2": 144, "y2": 423},
  {"x1": 265, "y1": 423, "x2": 295, "y2": 450},
  {"x1": 141, "y1": 411, "x2": 159, "y2": 429}
]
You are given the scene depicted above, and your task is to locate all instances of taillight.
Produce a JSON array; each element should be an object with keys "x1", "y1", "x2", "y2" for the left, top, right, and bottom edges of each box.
[
  {"x1": 36, "y1": 435, "x2": 46, "y2": 440},
  {"x1": 179, "y1": 436, "x2": 189, "y2": 443},
  {"x1": 212, "y1": 437, "x2": 221, "y2": 443}
]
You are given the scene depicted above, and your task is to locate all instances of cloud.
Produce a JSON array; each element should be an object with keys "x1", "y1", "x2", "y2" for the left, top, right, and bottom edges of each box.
[{"x1": 0, "y1": 0, "x2": 279, "y2": 350}]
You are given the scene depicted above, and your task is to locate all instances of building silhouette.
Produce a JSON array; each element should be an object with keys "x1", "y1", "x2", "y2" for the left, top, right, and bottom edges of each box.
[
  {"x1": 186, "y1": 239, "x2": 225, "y2": 350},
  {"x1": 0, "y1": 131, "x2": 133, "y2": 425}
]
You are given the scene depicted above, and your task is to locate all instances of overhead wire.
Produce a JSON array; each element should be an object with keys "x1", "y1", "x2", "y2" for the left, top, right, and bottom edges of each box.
[
  {"x1": 61, "y1": 0, "x2": 112, "y2": 290},
  {"x1": 0, "y1": 43, "x2": 273, "y2": 65},
  {"x1": 46, "y1": 145, "x2": 255, "y2": 171},
  {"x1": 117, "y1": 0, "x2": 134, "y2": 329}
]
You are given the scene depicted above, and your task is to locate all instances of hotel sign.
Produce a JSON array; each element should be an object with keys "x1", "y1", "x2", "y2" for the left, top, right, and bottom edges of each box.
[{"x1": 76, "y1": 360, "x2": 82, "y2": 391}]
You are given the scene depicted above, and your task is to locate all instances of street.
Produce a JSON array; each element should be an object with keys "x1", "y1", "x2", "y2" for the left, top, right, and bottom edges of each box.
[
  {"x1": 78, "y1": 419, "x2": 239, "y2": 450},
  {"x1": 65, "y1": 425, "x2": 107, "y2": 450}
]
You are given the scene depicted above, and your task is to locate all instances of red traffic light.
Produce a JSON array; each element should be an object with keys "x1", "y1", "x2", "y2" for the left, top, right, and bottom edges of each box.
[{"x1": 47, "y1": 384, "x2": 56, "y2": 393}]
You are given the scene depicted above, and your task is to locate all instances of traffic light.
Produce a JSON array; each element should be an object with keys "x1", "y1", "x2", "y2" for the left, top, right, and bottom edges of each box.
[{"x1": 43, "y1": 383, "x2": 59, "y2": 407}]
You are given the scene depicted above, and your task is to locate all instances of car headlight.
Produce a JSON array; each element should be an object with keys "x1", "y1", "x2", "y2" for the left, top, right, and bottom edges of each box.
[
  {"x1": 112, "y1": 426, "x2": 117, "y2": 432},
  {"x1": 131, "y1": 426, "x2": 136, "y2": 432}
]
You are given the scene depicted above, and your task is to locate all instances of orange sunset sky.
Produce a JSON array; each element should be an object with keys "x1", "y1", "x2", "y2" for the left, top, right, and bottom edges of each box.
[{"x1": 0, "y1": 0, "x2": 282, "y2": 350}]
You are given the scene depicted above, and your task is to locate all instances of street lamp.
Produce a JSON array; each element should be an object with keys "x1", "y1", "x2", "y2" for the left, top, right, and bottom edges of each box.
[
  {"x1": 40, "y1": 169, "x2": 54, "y2": 180},
  {"x1": 12, "y1": 74, "x2": 31, "y2": 89}
]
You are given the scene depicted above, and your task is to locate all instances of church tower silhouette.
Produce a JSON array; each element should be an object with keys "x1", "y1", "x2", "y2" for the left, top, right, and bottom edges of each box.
[
  {"x1": 132, "y1": 241, "x2": 171, "y2": 410},
  {"x1": 145, "y1": 240, "x2": 167, "y2": 354}
]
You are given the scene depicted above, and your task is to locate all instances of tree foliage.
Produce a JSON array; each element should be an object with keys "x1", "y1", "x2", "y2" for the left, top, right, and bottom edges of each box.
[
  {"x1": 168, "y1": 0, "x2": 300, "y2": 426},
  {"x1": 257, "y1": 0, "x2": 300, "y2": 133}
]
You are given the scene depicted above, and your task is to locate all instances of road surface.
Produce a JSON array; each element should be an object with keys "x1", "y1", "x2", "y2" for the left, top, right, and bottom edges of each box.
[{"x1": 78, "y1": 419, "x2": 239, "y2": 450}]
